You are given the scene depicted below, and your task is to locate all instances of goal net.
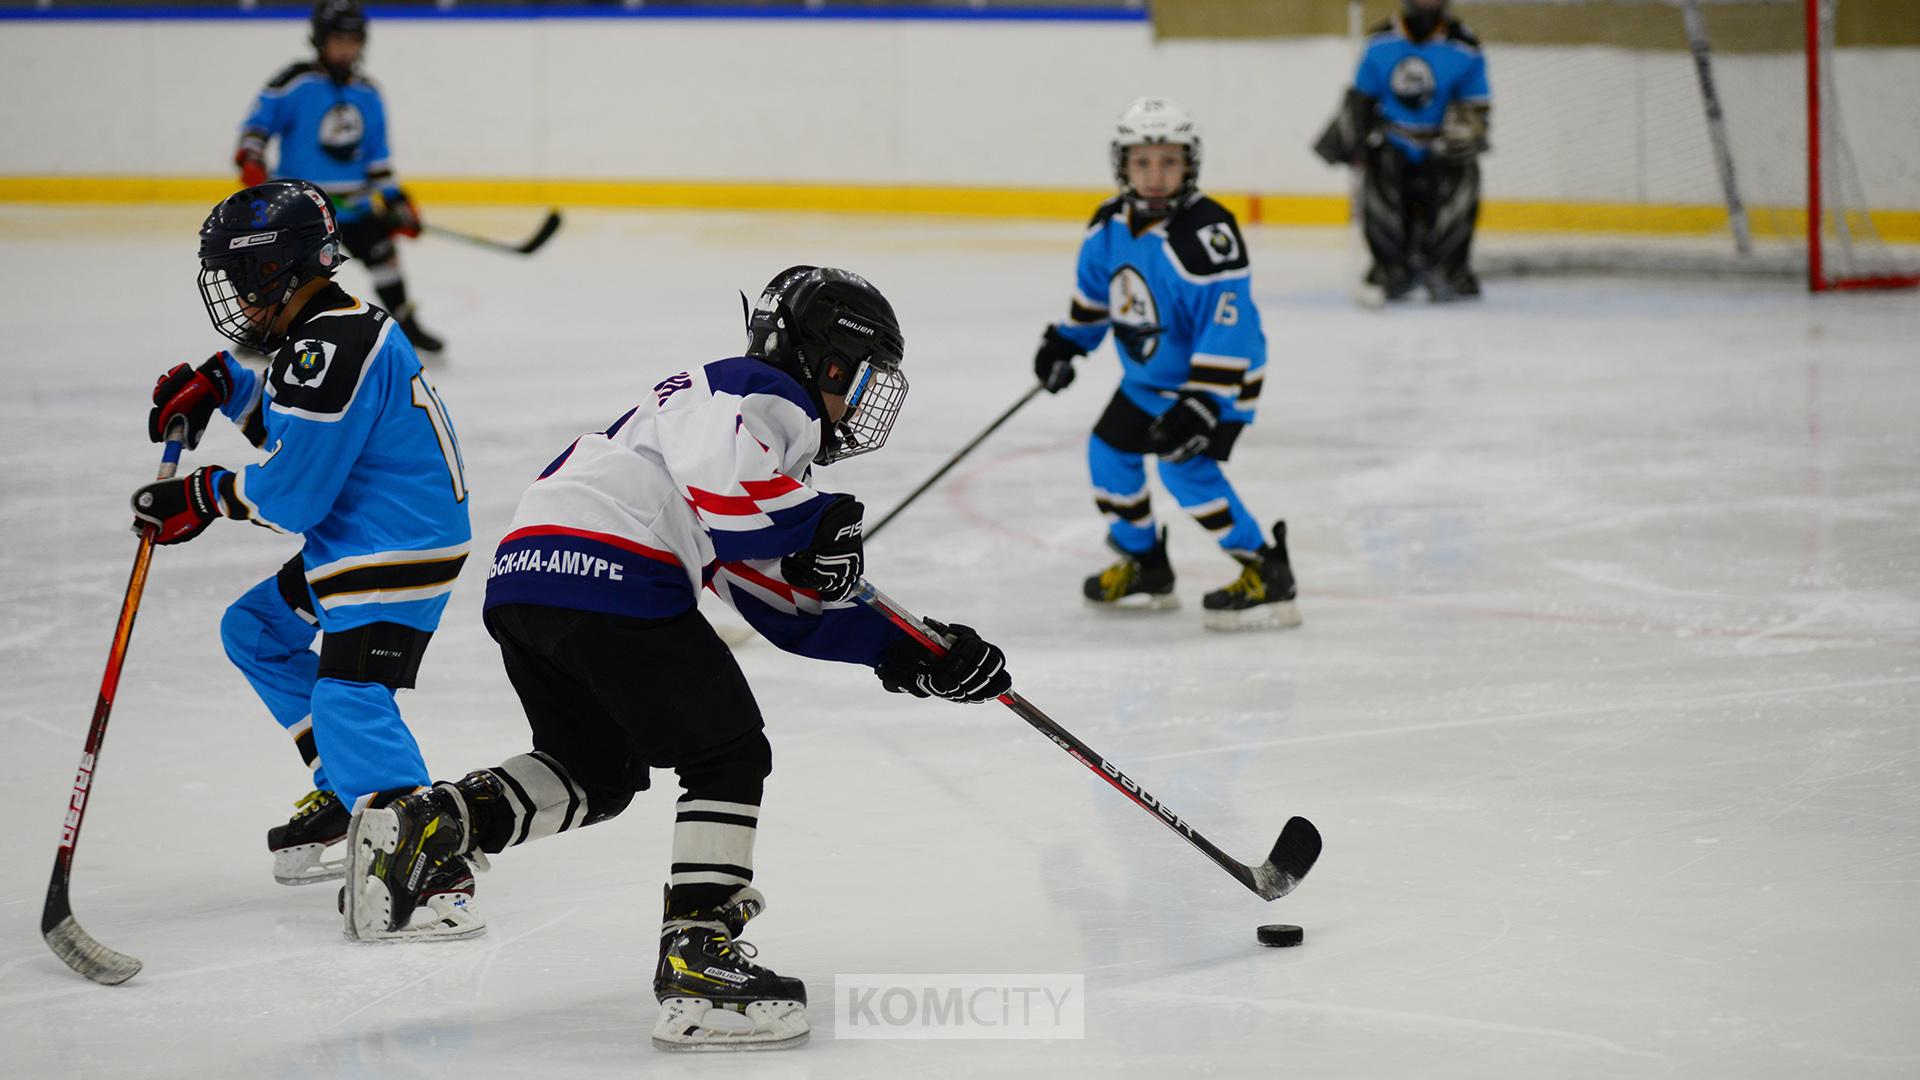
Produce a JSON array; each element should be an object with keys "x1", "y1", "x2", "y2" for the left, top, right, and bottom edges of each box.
[{"x1": 1467, "y1": 0, "x2": 1920, "y2": 290}]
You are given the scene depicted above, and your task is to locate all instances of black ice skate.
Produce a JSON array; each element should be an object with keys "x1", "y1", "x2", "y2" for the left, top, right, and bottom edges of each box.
[
  {"x1": 1203, "y1": 521, "x2": 1303, "y2": 631},
  {"x1": 1357, "y1": 264, "x2": 1417, "y2": 309},
  {"x1": 395, "y1": 303, "x2": 445, "y2": 355},
  {"x1": 653, "y1": 886, "x2": 808, "y2": 1052},
  {"x1": 267, "y1": 789, "x2": 349, "y2": 885},
  {"x1": 1083, "y1": 529, "x2": 1178, "y2": 611},
  {"x1": 343, "y1": 784, "x2": 486, "y2": 942}
]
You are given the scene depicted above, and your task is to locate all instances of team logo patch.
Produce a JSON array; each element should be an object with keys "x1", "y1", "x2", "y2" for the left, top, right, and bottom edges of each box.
[
  {"x1": 1107, "y1": 265, "x2": 1163, "y2": 363},
  {"x1": 285, "y1": 338, "x2": 337, "y2": 386},
  {"x1": 319, "y1": 101, "x2": 365, "y2": 162},
  {"x1": 1389, "y1": 56, "x2": 1436, "y2": 109},
  {"x1": 1197, "y1": 222, "x2": 1241, "y2": 265}
]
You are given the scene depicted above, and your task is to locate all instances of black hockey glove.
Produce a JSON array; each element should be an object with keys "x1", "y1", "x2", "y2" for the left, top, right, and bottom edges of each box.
[
  {"x1": 131, "y1": 466, "x2": 232, "y2": 545},
  {"x1": 876, "y1": 619, "x2": 1011, "y2": 704},
  {"x1": 1147, "y1": 393, "x2": 1221, "y2": 464},
  {"x1": 149, "y1": 354, "x2": 236, "y2": 450},
  {"x1": 1033, "y1": 325, "x2": 1086, "y2": 394},
  {"x1": 781, "y1": 494, "x2": 864, "y2": 603}
]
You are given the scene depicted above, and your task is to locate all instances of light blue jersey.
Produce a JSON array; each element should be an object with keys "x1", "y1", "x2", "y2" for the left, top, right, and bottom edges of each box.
[
  {"x1": 216, "y1": 285, "x2": 470, "y2": 634},
  {"x1": 1054, "y1": 194, "x2": 1267, "y2": 424},
  {"x1": 240, "y1": 62, "x2": 394, "y2": 220},
  {"x1": 1354, "y1": 16, "x2": 1491, "y2": 162}
]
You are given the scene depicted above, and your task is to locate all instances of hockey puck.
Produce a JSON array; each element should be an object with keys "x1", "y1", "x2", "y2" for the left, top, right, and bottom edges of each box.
[{"x1": 1256, "y1": 923, "x2": 1304, "y2": 948}]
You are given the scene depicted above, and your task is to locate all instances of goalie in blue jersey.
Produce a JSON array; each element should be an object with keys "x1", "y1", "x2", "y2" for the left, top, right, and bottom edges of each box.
[
  {"x1": 1317, "y1": 0, "x2": 1492, "y2": 303},
  {"x1": 1032, "y1": 98, "x2": 1301, "y2": 632},
  {"x1": 130, "y1": 180, "x2": 480, "y2": 939}
]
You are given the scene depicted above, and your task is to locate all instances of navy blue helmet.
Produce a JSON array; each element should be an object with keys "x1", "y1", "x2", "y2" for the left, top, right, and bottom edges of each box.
[{"x1": 196, "y1": 180, "x2": 347, "y2": 351}]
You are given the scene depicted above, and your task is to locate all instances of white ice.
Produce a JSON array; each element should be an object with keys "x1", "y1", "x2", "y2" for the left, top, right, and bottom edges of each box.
[{"x1": 2, "y1": 205, "x2": 1917, "y2": 1079}]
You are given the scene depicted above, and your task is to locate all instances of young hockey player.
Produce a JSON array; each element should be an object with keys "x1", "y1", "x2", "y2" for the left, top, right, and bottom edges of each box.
[
  {"x1": 1314, "y1": 0, "x2": 1492, "y2": 303},
  {"x1": 339, "y1": 267, "x2": 1013, "y2": 1050},
  {"x1": 234, "y1": 0, "x2": 445, "y2": 352},
  {"x1": 1032, "y1": 98, "x2": 1300, "y2": 631},
  {"x1": 131, "y1": 179, "x2": 479, "y2": 936}
]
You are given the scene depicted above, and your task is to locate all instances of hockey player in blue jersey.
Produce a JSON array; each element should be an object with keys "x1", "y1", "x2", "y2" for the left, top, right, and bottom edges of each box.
[
  {"x1": 336, "y1": 266, "x2": 1013, "y2": 1047},
  {"x1": 130, "y1": 179, "x2": 480, "y2": 937},
  {"x1": 1316, "y1": 0, "x2": 1492, "y2": 303},
  {"x1": 1033, "y1": 98, "x2": 1300, "y2": 631},
  {"x1": 234, "y1": 0, "x2": 444, "y2": 353}
]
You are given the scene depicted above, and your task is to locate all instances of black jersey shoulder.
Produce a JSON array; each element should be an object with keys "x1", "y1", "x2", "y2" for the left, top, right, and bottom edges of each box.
[
  {"x1": 1086, "y1": 196, "x2": 1126, "y2": 231},
  {"x1": 267, "y1": 289, "x2": 395, "y2": 417},
  {"x1": 1165, "y1": 196, "x2": 1251, "y2": 277},
  {"x1": 1445, "y1": 17, "x2": 1482, "y2": 49},
  {"x1": 265, "y1": 61, "x2": 322, "y2": 91}
]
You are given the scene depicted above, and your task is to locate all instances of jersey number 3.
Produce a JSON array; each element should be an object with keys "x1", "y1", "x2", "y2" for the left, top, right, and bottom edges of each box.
[{"x1": 411, "y1": 373, "x2": 468, "y2": 503}]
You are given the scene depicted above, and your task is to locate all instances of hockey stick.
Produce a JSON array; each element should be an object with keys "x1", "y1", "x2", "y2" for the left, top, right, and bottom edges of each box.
[
  {"x1": 853, "y1": 579, "x2": 1321, "y2": 901},
  {"x1": 421, "y1": 210, "x2": 563, "y2": 257},
  {"x1": 866, "y1": 384, "x2": 1042, "y2": 542},
  {"x1": 41, "y1": 422, "x2": 187, "y2": 985}
]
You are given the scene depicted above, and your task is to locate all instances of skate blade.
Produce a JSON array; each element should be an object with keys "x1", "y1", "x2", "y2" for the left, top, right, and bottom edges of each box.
[
  {"x1": 272, "y1": 841, "x2": 346, "y2": 885},
  {"x1": 652, "y1": 998, "x2": 809, "y2": 1052},
  {"x1": 342, "y1": 808, "x2": 401, "y2": 942},
  {"x1": 349, "y1": 893, "x2": 487, "y2": 943},
  {"x1": 1204, "y1": 600, "x2": 1303, "y2": 632},
  {"x1": 1085, "y1": 592, "x2": 1180, "y2": 613}
]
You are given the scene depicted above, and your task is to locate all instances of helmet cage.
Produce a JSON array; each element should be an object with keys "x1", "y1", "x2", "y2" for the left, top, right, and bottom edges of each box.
[
  {"x1": 743, "y1": 265, "x2": 907, "y2": 465},
  {"x1": 196, "y1": 181, "x2": 346, "y2": 352}
]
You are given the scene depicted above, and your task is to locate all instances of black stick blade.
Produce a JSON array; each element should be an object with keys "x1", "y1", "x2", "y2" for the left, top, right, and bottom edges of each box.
[
  {"x1": 1249, "y1": 816, "x2": 1323, "y2": 901},
  {"x1": 45, "y1": 915, "x2": 141, "y2": 985},
  {"x1": 517, "y1": 211, "x2": 563, "y2": 255}
]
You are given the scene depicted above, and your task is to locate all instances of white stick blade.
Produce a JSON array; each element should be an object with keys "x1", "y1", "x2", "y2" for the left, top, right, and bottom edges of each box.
[{"x1": 45, "y1": 916, "x2": 142, "y2": 985}]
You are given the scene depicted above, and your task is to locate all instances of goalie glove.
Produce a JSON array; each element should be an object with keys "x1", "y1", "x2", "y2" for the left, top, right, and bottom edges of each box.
[
  {"x1": 1434, "y1": 103, "x2": 1490, "y2": 163},
  {"x1": 1313, "y1": 88, "x2": 1380, "y2": 166},
  {"x1": 1147, "y1": 392, "x2": 1221, "y2": 464},
  {"x1": 875, "y1": 619, "x2": 1011, "y2": 704}
]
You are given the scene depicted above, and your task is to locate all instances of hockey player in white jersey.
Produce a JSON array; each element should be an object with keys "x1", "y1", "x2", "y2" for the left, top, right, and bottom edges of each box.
[{"x1": 340, "y1": 266, "x2": 1012, "y2": 1050}]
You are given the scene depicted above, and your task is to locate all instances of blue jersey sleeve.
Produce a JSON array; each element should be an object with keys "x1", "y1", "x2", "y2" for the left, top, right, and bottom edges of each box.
[
  {"x1": 1056, "y1": 228, "x2": 1112, "y2": 353},
  {"x1": 1354, "y1": 41, "x2": 1387, "y2": 98},
  {"x1": 242, "y1": 88, "x2": 284, "y2": 141},
  {"x1": 213, "y1": 351, "x2": 270, "y2": 447},
  {"x1": 234, "y1": 351, "x2": 386, "y2": 535},
  {"x1": 1185, "y1": 277, "x2": 1265, "y2": 410},
  {"x1": 1459, "y1": 50, "x2": 1491, "y2": 104},
  {"x1": 363, "y1": 89, "x2": 393, "y2": 179}
]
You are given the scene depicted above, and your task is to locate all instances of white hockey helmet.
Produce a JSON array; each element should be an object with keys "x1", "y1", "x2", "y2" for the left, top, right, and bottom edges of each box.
[{"x1": 1110, "y1": 97, "x2": 1203, "y2": 214}]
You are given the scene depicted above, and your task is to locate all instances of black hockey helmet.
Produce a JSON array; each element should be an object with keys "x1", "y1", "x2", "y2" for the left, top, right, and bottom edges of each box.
[
  {"x1": 744, "y1": 265, "x2": 908, "y2": 465},
  {"x1": 311, "y1": 0, "x2": 367, "y2": 51},
  {"x1": 197, "y1": 180, "x2": 348, "y2": 352},
  {"x1": 1401, "y1": 0, "x2": 1448, "y2": 40}
]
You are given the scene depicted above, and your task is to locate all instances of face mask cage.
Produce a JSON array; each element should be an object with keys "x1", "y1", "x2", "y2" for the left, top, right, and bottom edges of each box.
[
  {"x1": 198, "y1": 260, "x2": 289, "y2": 352},
  {"x1": 818, "y1": 359, "x2": 908, "y2": 465},
  {"x1": 1112, "y1": 142, "x2": 1199, "y2": 217}
]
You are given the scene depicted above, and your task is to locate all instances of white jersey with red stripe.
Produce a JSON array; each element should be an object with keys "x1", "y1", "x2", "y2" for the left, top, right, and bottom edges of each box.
[{"x1": 483, "y1": 356, "x2": 903, "y2": 665}]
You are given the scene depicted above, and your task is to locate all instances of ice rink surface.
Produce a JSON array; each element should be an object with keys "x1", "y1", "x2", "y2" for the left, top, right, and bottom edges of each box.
[{"x1": 2, "y1": 205, "x2": 1916, "y2": 1078}]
